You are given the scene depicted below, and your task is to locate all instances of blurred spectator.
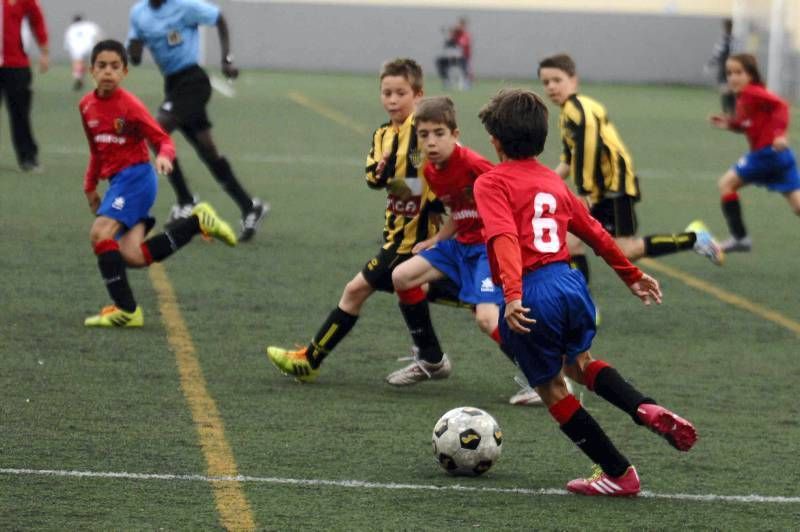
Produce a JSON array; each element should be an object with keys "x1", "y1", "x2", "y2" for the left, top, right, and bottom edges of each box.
[
  {"x1": 435, "y1": 17, "x2": 472, "y2": 90},
  {"x1": 707, "y1": 18, "x2": 735, "y2": 115},
  {"x1": 64, "y1": 15, "x2": 102, "y2": 91},
  {"x1": 1, "y1": 0, "x2": 48, "y2": 172}
]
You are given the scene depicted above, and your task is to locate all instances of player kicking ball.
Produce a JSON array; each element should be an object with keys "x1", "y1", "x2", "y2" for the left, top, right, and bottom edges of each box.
[
  {"x1": 473, "y1": 88, "x2": 697, "y2": 496},
  {"x1": 80, "y1": 40, "x2": 236, "y2": 327}
]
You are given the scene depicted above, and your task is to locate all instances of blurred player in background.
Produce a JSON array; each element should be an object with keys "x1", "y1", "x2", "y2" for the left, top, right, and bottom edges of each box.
[
  {"x1": 80, "y1": 40, "x2": 237, "y2": 328},
  {"x1": 474, "y1": 88, "x2": 697, "y2": 497},
  {"x1": 127, "y1": 0, "x2": 268, "y2": 241},
  {"x1": 64, "y1": 14, "x2": 102, "y2": 91},
  {"x1": 267, "y1": 59, "x2": 453, "y2": 383},
  {"x1": 537, "y1": 54, "x2": 724, "y2": 285},
  {"x1": 706, "y1": 18, "x2": 735, "y2": 115},
  {"x1": 710, "y1": 53, "x2": 800, "y2": 252},
  {"x1": 0, "y1": 0, "x2": 49, "y2": 172}
]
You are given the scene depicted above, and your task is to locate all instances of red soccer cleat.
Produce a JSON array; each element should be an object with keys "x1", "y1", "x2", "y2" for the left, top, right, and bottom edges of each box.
[
  {"x1": 637, "y1": 403, "x2": 697, "y2": 451},
  {"x1": 567, "y1": 465, "x2": 641, "y2": 497}
]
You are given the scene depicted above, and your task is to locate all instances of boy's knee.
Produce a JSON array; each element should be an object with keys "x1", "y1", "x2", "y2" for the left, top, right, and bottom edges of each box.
[
  {"x1": 474, "y1": 312, "x2": 496, "y2": 335},
  {"x1": 391, "y1": 268, "x2": 411, "y2": 292}
]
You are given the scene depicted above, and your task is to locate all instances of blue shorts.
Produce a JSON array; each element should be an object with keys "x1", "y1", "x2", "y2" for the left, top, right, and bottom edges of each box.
[
  {"x1": 734, "y1": 146, "x2": 800, "y2": 193},
  {"x1": 420, "y1": 238, "x2": 503, "y2": 305},
  {"x1": 96, "y1": 163, "x2": 158, "y2": 232},
  {"x1": 499, "y1": 262, "x2": 596, "y2": 387}
]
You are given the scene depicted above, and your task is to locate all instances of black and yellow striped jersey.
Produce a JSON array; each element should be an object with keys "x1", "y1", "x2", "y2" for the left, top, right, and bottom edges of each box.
[
  {"x1": 559, "y1": 94, "x2": 640, "y2": 203},
  {"x1": 365, "y1": 113, "x2": 440, "y2": 254}
]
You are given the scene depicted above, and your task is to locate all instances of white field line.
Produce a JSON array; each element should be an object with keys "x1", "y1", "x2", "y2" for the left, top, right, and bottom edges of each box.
[{"x1": 2, "y1": 468, "x2": 799, "y2": 505}]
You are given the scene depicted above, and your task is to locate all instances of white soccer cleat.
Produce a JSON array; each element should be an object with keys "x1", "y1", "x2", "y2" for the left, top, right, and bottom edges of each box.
[
  {"x1": 509, "y1": 375, "x2": 543, "y2": 406},
  {"x1": 720, "y1": 235, "x2": 752, "y2": 253},
  {"x1": 385, "y1": 353, "x2": 452, "y2": 386},
  {"x1": 686, "y1": 220, "x2": 724, "y2": 266}
]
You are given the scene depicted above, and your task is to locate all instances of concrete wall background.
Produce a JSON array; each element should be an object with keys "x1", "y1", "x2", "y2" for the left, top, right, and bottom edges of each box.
[{"x1": 39, "y1": 0, "x2": 721, "y2": 84}]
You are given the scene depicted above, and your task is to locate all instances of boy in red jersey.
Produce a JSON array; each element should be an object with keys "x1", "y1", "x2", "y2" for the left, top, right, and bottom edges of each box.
[
  {"x1": 387, "y1": 96, "x2": 504, "y2": 385},
  {"x1": 474, "y1": 88, "x2": 697, "y2": 496},
  {"x1": 710, "y1": 53, "x2": 800, "y2": 252},
  {"x1": 81, "y1": 40, "x2": 236, "y2": 327}
]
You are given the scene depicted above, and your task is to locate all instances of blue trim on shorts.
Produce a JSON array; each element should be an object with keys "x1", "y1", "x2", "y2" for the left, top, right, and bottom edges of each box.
[
  {"x1": 96, "y1": 162, "x2": 158, "y2": 232},
  {"x1": 499, "y1": 262, "x2": 596, "y2": 388},
  {"x1": 734, "y1": 146, "x2": 800, "y2": 193},
  {"x1": 420, "y1": 238, "x2": 503, "y2": 305}
]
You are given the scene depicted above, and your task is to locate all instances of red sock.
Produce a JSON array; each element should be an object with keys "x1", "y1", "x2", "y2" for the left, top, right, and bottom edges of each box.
[
  {"x1": 490, "y1": 326, "x2": 501, "y2": 344},
  {"x1": 397, "y1": 286, "x2": 426, "y2": 305},
  {"x1": 584, "y1": 360, "x2": 611, "y2": 392},
  {"x1": 140, "y1": 243, "x2": 153, "y2": 265},
  {"x1": 548, "y1": 394, "x2": 581, "y2": 425},
  {"x1": 721, "y1": 192, "x2": 740, "y2": 203}
]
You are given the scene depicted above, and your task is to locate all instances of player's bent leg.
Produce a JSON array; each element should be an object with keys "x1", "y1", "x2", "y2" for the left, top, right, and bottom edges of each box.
[
  {"x1": 718, "y1": 171, "x2": 751, "y2": 251},
  {"x1": 118, "y1": 224, "x2": 149, "y2": 268},
  {"x1": 391, "y1": 255, "x2": 443, "y2": 292},
  {"x1": 784, "y1": 189, "x2": 800, "y2": 216},
  {"x1": 89, "y1": 216, "x2": 122, "y2": 246},
  {"x1": 473, "y1": 303, "x2": 499, "y2": 336},
  {"x1": 614, "y1": 236, "x2": 645, "y2": 262},
  {"x1": 339, "y1": 272, "x2": 376, "y2": 315}
]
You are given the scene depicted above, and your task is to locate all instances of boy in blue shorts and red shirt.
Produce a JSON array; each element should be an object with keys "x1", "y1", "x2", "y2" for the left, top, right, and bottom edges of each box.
[
  {"x1": 474, "y1": 88, "x2": 697, "y2": 496},
  {"x1": 81, "y1": 39, "x2": 236, "y2": 327},
  {"x1": 387, "y1": 96, "x2": 505, "y2": 385},
  {"x1": 710, "y1": 53, "x2": 800, "y2": 252}
]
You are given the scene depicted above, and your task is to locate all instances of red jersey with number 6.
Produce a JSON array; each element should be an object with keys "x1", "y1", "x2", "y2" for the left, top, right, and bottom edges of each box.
[{"x1": 474, "y1": 158, "x2": 641, "y2": 286}]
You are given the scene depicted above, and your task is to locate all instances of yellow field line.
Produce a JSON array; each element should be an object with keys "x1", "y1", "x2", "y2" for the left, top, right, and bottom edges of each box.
[
  {"x1": 287, "y1": 91, "x2": 370, "y2": 136},
  {"x1": 640, "y1": 258, "x2": 800, "y2": 336},
  {"x1": 148, "y1": 264, "x2": 256, "y2": 531}
]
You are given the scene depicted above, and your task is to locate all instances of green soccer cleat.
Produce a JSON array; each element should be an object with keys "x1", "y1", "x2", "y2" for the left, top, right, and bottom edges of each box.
[
  {"x1": 266, "y1": 346, "x2": 319, "y2": 383},
  {"x1": 192, "y1": 202, "x2": 237, "y2": 246},
  {"x1": 686, "y1": 220, "x2": 724, "y2": 266},
  {"x1": 84, "y1": 305, "x2": 143, "y2": 328}
]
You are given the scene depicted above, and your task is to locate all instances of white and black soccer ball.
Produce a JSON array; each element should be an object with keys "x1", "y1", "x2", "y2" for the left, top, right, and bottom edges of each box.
[{"x1": 431, "y1": 406, "x2": 503, "y2": 476}]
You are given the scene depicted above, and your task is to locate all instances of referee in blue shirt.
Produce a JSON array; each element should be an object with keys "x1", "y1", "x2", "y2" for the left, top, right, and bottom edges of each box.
[{"x1": 127, "y1": 0, "x2": 267, "y2": 241}]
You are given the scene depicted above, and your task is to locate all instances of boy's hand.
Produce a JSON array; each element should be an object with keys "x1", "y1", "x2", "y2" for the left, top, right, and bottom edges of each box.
[
  {"x1": 85, "y1": 190, "x2": 101, "y2": 214},
  {"x1": 374, "y1": 150, "x2": 391, "y2": 181},
  {"x1": 155, "y1": 156, "x2": 173, "y2": 176},
  {"x1": 628, "y1": 273, "x2": 662, "y2": 306},
  {"x1": 412, "y1": 237, "x2": 437, "y2": 254},
  {"x1": 773, "y1": 135, "x2": 789, "y2": 151},
  {"x1": 222, "y1": 61, "x2": 239, "y2": 80},
  {"x1": 504, "y1": 299, "x2": 536, "y2": 334},
  {"x1": 709, "y1": 114, "x2": 729, "y2": 129},
  {"x1": 387, "y1": 178, "x2": 412, "y2": 201}
]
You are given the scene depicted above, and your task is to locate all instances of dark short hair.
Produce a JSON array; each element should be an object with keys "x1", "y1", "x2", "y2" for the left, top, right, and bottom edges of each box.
[
  {"x1": 538, "y1": 53, "x2": 576, "y2": 77},
  {"x1": 478, "y1": 89, "x2": 548, "y2": 159},
  {"x1": 380, "y1": 58, "x2": 423, "y2": 93},
  {"x1": 728, "y1": 53, "x2": 763, "y2": 85},
  {"x1": 415, "y1": 96, "x2": 457, "y2": 131},
  {"x1": 91, "y1": 39, "x2": 128, "y2": 68}
]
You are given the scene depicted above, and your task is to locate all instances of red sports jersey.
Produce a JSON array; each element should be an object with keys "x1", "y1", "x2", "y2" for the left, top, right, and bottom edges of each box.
[
  {"x1": 729, "y1": 83, "x2": 789, "y2": 151},
  {"x1": 1, "y1": 0, "x2": 48, "y2": 68},
  {"x1": 475, "y1": 158, "x2": 641, "y2": 301},
  {"x1": 79, "y1": 87, "x2": 175, "y2": 193},
  {"x1": 423, "y1": 144, "x2": 493, "y2": 245}
]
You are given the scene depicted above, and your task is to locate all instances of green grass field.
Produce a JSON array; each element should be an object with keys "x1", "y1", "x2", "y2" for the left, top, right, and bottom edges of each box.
[{"x1": 1, "y1": 66, "x2": 799, "y2": 530}]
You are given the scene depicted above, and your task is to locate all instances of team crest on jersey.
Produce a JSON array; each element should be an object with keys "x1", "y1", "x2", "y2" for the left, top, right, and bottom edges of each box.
[
  {"x1": 167, "y1": 30, "x2": 183, "y2": 46},
  {"x1": 408, "y1": 149, "x2": 423, "y2": 169},
  {"x1": 113, "y1": 118, "x2": 126, "y2": 135}
]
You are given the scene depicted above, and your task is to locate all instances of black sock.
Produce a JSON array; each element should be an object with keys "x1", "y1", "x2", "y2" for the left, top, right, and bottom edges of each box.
[
  {"x1": 593, "y1": 366, "x2": 655, "y2": 425},
  {"x1": 643, "y1": 232, "x2": 697, "y2": 257},
  {"x1": 144, "y1": 217, "x2": 201, "y2": 262},
  {"x1": 97, "y1": 249, "x2": 137, "y2": 312},
  {"x1": 570, "y1": 255, "x2": 590, "y2": 284},
  {"x1": 398, "y1": 301, "x2": 444, "y2": 364},
  {"x1": 168, "y1": 158, "x2": 195, "y2": 205},
  {"x1": 561, "y1": 407, "x2": 631, "y2": 478},
  {"x1": 721, "y1": 196, "x2": 747, "y2": 239},
  {"x1": 306, "y1": 307, "x2": 359, "y2": 368},
  {"x1": 209, "y1": 157, "x2": 253, "y2": 214}
]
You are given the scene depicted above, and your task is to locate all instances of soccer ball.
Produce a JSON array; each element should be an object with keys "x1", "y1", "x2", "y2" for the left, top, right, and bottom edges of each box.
[{"x1": 431, "y1": 406, "x2": 503, "y2": 476}]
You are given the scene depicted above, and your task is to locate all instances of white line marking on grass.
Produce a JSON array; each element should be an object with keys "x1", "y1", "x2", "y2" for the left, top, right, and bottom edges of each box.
[{"x1": 2, "y1": 468, "x2": 798, "y2": 505}]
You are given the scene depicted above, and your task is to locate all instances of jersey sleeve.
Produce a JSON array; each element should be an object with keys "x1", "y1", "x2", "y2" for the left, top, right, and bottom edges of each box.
[
  {"x1": 130, "y1": 96, "x2": 176, "y2": 161},
  {"x1": 25, "y1": 0, "x2": 49, "y2": 47},
  {"x1": 80, "y1": 110, "x2": 101, "y2": 193},
  {"x1": 565, "y1": 191, "x2": 642, "y2": 285},
  {"x1": 474, "y1": 175, "x2": 517, "y2": 240},
  {"x1": 565, "y1": 99, "x2": 598, "y2": 195},
  {"x1": 365, "y1": 125, "x2": 389, "y2": 189},
  {"x1": 467, "y1": 150, "x2": 494, "y2": 177},
  {"x1": 183, "y1": 0, "x2": 221, "y2": 26}
]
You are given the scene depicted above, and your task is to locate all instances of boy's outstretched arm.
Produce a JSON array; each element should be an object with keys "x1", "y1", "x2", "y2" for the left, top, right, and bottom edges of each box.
[{"x1": 216, "y1": 14, "x2": 238, "y2": 79}]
